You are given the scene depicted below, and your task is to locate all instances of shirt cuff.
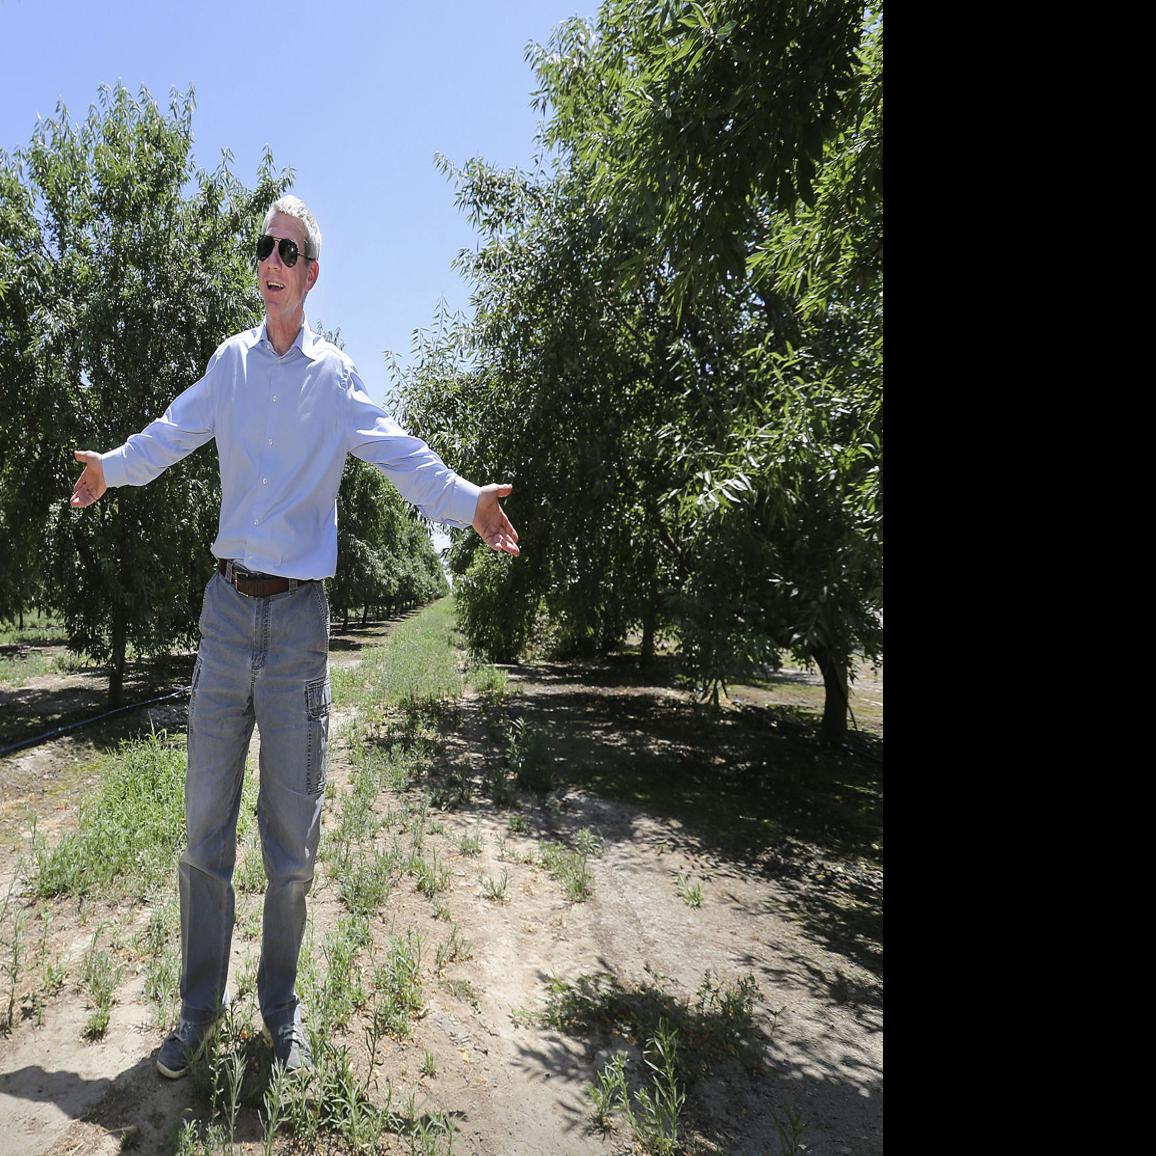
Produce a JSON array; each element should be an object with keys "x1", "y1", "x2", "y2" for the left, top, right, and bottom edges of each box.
[
  {"x1": 445, "y1": 478, "x2": 482, "y2": 528},
  {"x1": 100, "y1": 449, "x2": 128, "y2": 489}
]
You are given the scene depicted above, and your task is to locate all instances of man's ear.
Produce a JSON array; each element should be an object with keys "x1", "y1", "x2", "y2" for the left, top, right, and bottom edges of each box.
[{"x1": 306, "y1": 259, "x2": 320, "y2": 294}]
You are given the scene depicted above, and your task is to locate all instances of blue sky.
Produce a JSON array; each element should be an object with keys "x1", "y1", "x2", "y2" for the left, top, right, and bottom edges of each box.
[{"x1": 0, "y1": 0, "x2": 598, "y2": 408}]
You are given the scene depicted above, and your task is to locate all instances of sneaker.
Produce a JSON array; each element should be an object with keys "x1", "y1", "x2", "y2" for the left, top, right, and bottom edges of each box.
[
  {"x1": 156, "y1": 1017, "x2": 219, "y2": 1079},
  {"x1": 265, "y1": 1014, "x2": 312, "y2": 1075}
]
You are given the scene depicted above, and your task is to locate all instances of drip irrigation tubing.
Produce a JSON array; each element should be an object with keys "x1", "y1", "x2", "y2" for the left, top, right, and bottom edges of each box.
[{"x1": 0, "y1": 685, "x2": 192, "y2": 758}]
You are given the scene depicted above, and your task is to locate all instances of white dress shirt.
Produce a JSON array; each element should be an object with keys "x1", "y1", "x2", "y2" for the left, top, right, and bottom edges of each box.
[{"x1": 99, "y1": 317, "x2": 480, "y2": 579}]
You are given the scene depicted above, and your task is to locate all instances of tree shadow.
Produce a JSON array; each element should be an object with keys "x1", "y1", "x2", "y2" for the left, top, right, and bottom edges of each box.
[
  {"x1": 0, "y1": 652, "x2": 196, "y2": 752},
  {"x1": 0, "y1": 1053, "x2": 198, "y2": 1154},
  {"x1": 444, "y1": 661, "x2": 883, "y2": 980},
  {"x1": 510, "y1": 964, "x2": 882, "y2": 1156}
]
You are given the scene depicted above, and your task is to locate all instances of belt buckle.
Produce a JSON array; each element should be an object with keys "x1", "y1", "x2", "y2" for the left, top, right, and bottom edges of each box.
[{"x1": 225, "y1": 559, "x2": 254, "y2": 594}]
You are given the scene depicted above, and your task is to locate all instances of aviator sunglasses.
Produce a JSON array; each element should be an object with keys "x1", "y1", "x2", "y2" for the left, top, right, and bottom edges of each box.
[{"x1": 255, "y1": 234, "x2": 316, "y2": 267}]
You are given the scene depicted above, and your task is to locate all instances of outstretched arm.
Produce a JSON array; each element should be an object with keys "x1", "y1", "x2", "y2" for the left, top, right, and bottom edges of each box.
[
  {"x1": 71, "y1": 450, "x2": 107, "y2": 508},
  {"x1": 472, "y1": 483, "x2": 520, "y2": 556}
]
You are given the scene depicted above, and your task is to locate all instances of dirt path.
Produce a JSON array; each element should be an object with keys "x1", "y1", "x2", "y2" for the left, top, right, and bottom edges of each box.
[{"x1": 0, "y1": 626, "x2": 882, "y2": 1155}]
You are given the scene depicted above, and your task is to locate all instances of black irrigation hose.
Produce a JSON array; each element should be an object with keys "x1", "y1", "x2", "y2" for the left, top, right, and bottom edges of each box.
[{"x1": 0, "y1": 685, "x2": 192, "y2": 758}]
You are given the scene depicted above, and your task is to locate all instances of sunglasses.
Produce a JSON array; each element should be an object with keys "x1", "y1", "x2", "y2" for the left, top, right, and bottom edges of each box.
[{"x1": 255, "y1": 234, "x2": 315, "y2": 267}]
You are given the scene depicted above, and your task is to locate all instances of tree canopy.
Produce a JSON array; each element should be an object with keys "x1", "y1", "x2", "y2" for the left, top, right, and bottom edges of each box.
[
  {"x1": 401, "y1": 0, "x2": 882, "y2": 741},
  {"x1": 0, "y1": 84, "x2": 448, "y2": 702}
]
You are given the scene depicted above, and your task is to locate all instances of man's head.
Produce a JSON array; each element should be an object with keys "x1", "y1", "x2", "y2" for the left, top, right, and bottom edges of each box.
[
  {"x1": 263, "y1": 195, "x2": 322, "y2": 260},
  {"x1": 258, "y1": 196, "x2": 321, "y2": 327}
]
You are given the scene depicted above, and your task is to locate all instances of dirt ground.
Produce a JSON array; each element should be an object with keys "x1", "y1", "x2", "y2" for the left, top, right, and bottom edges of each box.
[{"x1": 0, "y1": 622, "x2": 882, "y2": 1155}]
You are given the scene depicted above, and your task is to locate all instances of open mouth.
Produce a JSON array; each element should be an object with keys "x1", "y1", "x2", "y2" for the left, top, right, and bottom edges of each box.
[{"x1": 265, "y1": 280, "x2": 285, "y2": 291}]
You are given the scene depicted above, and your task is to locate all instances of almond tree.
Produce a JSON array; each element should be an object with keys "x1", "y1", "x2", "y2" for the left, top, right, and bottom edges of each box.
[
  {"x1": 402, "y1": 2, "x2": 881, "y2": 741},
  {"x1": 0, "y1": 84, "x2": 286, "y2": 703}
]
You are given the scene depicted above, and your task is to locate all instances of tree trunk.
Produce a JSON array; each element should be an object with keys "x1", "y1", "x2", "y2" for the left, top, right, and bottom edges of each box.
[
  {"x1": 109, "y1": 607, "x2": 127, "y2": 707},
  {"x1": 109, "y1": 499, "x2": 128, "y2": 707},
  {"x1": 812, "y1": 643, "x2": 848, "y2": 744},
  {"x1": 640, "y1": 533, "x2": 657, "y2": 665},
  {"x1": 641, "y1": 610, "x2": 656, "y2": 665}
]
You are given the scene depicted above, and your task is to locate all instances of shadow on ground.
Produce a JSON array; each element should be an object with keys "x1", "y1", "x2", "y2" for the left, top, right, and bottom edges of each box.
[
  {"x1": 508, "y1": 963, "x2": 881, "y2": 1156},
  {"x1": 439, "y1": 652, "x2": 883, "y2": 984}
]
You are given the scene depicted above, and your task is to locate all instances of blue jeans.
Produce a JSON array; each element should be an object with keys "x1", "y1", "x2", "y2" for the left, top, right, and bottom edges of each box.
[{"x1": 180, "y1": 572, "x2": 331, "y2": 1030}]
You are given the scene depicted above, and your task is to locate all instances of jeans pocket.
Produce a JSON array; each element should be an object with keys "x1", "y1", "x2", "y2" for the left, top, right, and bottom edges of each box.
[
  {"x1": 315, "y1": 581, "x2": 331, "y2": 644},
  {"x1": 189, "y1": 654, "x2": 204, "y2": 718},
  {"x1": 304, "y1": 674, "x2": 331, "y2": 797}
]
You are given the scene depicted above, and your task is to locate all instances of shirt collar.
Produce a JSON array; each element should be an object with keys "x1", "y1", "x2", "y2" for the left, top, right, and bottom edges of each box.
[{"x1": 255, "y1": 314, "x2": 322, "y2": 361}]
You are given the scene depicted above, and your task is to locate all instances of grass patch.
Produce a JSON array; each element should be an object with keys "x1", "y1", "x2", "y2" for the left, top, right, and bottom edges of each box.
[
  {"x1": 674, "y1": 871, "x2": 703, "y2": 908},
  {"x1": 27, "y1": 732, "x2": 257, "y2": 901},
  {"x1": 342, "y1": 597, "x2": 462, "y2": 713},
  {"x1": 505, "y1": 717, "x2": 552, "y2": 793},
  {"x1": 0, "y1": 611, "x2": 68, "y2": 647},
  {"x1": 590, "y1": 1018, "x2": 685, "y2": 1154},
  {"x1": 539, "y1": 838, "x2": 594, "y2": 902},
  {"x1": 0, "y1": 650, "x2": 58, "y2": 685},
  {"x1": 466, "y1": 662, "x2": 508, "y2": 698},
  {"x1": 80, "y1": 928, "x2": 123, "y2": 1039},
  {"x1": 538, "y1": 968, "x2": 766, "y2": 1082}
]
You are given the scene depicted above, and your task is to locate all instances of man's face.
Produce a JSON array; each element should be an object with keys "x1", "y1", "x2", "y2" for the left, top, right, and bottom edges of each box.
[{"x1": 258, "y1": 211, "x2": 318, "y2": 324}]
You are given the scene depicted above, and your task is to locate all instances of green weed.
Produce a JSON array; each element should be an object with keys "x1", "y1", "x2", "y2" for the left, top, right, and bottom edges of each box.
[
  {"x1": 29, "y1": 732, "x2": 256, "y2": 901},
  {"x1": 435, "y1": 926, "x2": 473, "y2": 973},
  {"x1": 576, "y1": 826, "x2": 605, "y2": 858},
  {"x1": 371, "y1": 929, "x2": 425, "y2": 1041},
  {"x1": 588, "y1": 1020, "x2": 684, "y2": 1154},
  {"x1": 139, "y1": 900, "x2": 181, "y2": 1030},
  {"x1": 675, "y1": 871, "x2": 703, "y2": 908},
  {"x1": 233, "y1": 843, "x2": 267, "y2": 894},
  {"x1": 1, "y1": 901, "x2": 24, "y2": 1032},
  {"x1": 590, "y1": 1050, "x2": 628, "y2": 1131},
  {"x1": 480, "y1": 869, "x2": 509, "y2": 902},
  {"x1": 772, "y1": 1104, "x2": 809, "y2": 1155},
  {"x1": 539, "y1": 839, "x2": 593, "y2": 902},
  {"x1": 467, "y1": 663, "x2": 508, "y2": 698},
  {"x1": 457, "y1": 822, "x2": 483, "y2": 856},
  {"x1": 338, "y1": 847, "x2": 396, "y2": 918},
  {"x1": 544, "y1": 968, "x2": 763, "y2": 1081},
  {"x1": 413, "y1": 851, "x2": 451, "y2": 898},
  {"x1": 505, "y1": 717, "x2": 552, "y2": 792},
  {"x1": 310, "y1": 914, "x2": 370, "y2": 1033},
  {"x1": 80, "y1": 929, "x2": 122, "y2": 1039}
]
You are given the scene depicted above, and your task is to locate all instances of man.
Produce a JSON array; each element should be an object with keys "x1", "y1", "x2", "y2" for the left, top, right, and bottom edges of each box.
[{"x1": 70, "y1": 195, "x2": 519, "y2": 1078}]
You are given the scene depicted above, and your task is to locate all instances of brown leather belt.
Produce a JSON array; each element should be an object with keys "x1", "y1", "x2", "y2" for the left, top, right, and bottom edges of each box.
[{"x1": 217, "y1": 559, "x2": 308, "y2": 598}]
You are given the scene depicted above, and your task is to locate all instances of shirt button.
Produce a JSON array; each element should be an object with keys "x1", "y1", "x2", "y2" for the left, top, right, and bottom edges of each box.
[
  {"x1": 267, "y1": 438, "x2": 273, "y2": 446},
  {"x1": 272, "y1": 394, "x2": 278, "y2": 402},
  {"x1": 262, "y1": 478, "x2": 268, "y2": 485},
  {"x1": 253, "y1": 519, "x2": 259, "y2": 526}
]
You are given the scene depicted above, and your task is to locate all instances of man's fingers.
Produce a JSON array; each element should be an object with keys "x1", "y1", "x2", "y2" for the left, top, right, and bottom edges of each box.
[{"x1": 71, "y1": 450, "x2": 106, "y2": 508}]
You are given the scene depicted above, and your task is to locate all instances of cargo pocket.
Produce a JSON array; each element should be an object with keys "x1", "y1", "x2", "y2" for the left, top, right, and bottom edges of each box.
[{"x1": 304, "y1": 674, "x2": 331, "y2": 797}]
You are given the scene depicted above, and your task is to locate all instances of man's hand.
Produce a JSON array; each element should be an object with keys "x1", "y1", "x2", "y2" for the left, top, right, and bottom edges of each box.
[
  {"x1": 71, "y1": 450, "x2": 107, "y2": 508},
  {"x1": 472, "y1": 483, "x2": 520, "y2": 556}
]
